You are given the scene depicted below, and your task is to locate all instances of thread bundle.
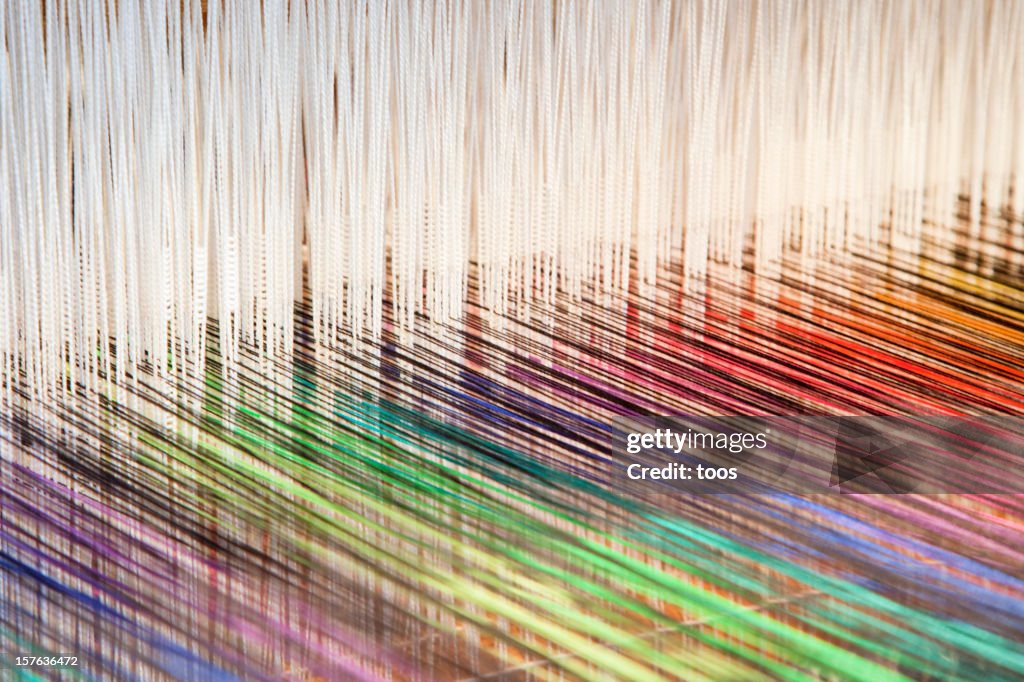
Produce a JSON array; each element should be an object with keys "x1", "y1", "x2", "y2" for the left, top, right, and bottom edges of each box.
[
  {"x1": 3, "y1": 0, "x2": 1024, "y2": 395},
  {"x1": 2, "y1": 229, "x2": 1023, "y2": 679},
  {"x1": 2, "y1": 1, "x2": 1024, "y2": 680}
]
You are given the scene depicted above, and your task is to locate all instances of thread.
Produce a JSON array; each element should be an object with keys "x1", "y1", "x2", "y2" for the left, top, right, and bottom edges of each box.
[
  {"x1": 2, "y1": 228, "x2": 1023, "y2": 679},
  {"x1": 3, "y1": 0, "x2": 1023, "y2": 394},
  {"x1": 2, "y1": 1, "x2": 1024, "y2": 680}
]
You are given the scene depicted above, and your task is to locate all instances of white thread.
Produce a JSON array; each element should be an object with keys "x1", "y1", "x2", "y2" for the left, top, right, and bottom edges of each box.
[{"x1": 1, "y1": 0, "x2": 1022, "y2": 397}]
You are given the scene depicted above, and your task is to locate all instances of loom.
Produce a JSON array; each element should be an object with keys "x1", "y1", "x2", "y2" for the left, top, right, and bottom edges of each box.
[{"x1": 1, "y1": 0, "x2": 1023, "y2": 680}]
